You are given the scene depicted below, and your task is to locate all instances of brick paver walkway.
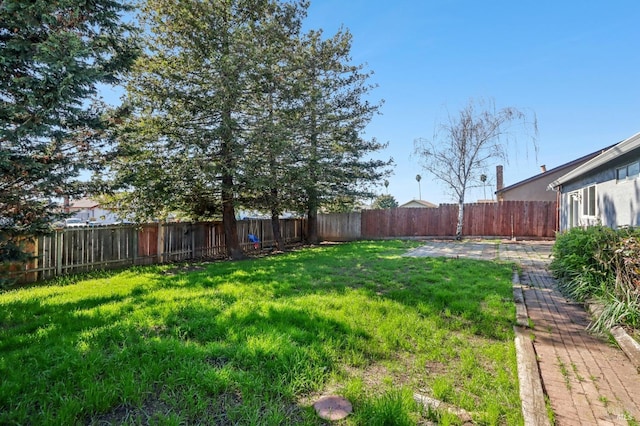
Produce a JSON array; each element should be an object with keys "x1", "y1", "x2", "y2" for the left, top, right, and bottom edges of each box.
[
  {"x1": 406, "y1": 240, "x2": 640, "y2": 425},
  {"x1": 500, "y1": 242, "x2": 640, "y2": 426}
]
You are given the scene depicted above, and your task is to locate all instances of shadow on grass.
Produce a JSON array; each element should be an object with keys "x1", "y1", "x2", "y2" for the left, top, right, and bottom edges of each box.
[
  {"x1": 0, "y1": 278, "x2": 363, "y2": 424},
  {"x1": 164, "y1": 243, "x2": 516, "y2": 341},
  {"x1": 116, "y1": 240, "x2": 517, "y2": 344},
  {"x1": 0, "y1": 294, "x2": 130, "y2": 352}
]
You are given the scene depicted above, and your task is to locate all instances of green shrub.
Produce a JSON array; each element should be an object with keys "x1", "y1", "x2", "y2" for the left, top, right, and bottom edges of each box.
[
  {"x1": 595, "y1": 234, "x2": 640, "y2": 331},
  {"x1": 550, "y1": 226, "x2": 618, "y2": 301},
  {"x1": 551, "y1": 226, "x2": 640, "y2": 332}
]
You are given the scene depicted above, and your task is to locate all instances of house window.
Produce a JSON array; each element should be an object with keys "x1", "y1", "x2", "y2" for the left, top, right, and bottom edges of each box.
[
  {"x1": 569, "y1": 192, "x2": 580, "y2": 228},
  {"x1": 582, "y1": 185, "x2": 596, "y2": 217},
  {"x1": 617, "y1": 161, "x2": 640, "y2": 181}
]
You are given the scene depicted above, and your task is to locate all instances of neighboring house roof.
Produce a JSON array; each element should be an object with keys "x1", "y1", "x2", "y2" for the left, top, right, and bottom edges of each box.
[
  {"x1": 399, "y1": 199, "x2": 438, "y2": 208},
  {"x1": 497, "y1": 144, "x2": 615, "y2": 196},
  {"x1": 549, "y1": 132, "x2": 640, "y2": 189},
  {"x1": 69, "y1": 198, "x2": 100, "y2": 210}
]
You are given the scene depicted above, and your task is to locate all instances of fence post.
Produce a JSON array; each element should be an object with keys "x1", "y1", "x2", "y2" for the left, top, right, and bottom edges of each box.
[
  {"x1": 191, "y1": 223, "x2": 195, "y2": 260},
  {"x1": 56, "y1": 229, "x2": 63, "y2": 277},
  {"x1": 157, "y1": 222, "x2": 165, "y2": 264},
  {"x1": 132, "y1": 226, "x2": 138, "y2": 266},
  {"x1": 31, "y1": 237, "x2": 39, "y2": 282}
]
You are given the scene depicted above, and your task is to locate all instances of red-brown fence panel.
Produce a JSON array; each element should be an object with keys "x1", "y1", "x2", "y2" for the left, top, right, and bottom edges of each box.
[{"x1": 356, "y1": 200, "x2": 556, "y2": 240}]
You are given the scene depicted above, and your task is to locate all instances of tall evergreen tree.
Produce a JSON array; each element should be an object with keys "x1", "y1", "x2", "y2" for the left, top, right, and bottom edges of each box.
[
  {"x1": 293, "y1": 29, "x2": 391, "y2": 243},
  {"x1": 239, "y1": 2, "x2": 306, "y2": 251},
  {"x1": 115, "y1": 0, "x2": 307, "y2": 259},
  {"x1": 0, "y1": 0, "x2": 137, "y2": 264}
]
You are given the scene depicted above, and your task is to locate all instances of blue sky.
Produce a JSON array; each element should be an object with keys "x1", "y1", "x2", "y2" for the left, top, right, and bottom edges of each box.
[{"x1": 302, "y1": 1, "x2": 640, "y2": 204}]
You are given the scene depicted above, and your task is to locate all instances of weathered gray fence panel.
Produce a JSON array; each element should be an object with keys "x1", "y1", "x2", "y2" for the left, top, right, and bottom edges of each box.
[
  {"x1": 5, "y1": 219, "x2": 304, "y2": 283},
  {"x1": 318, "y1": 213, "x2": 361, "y2": 241}
]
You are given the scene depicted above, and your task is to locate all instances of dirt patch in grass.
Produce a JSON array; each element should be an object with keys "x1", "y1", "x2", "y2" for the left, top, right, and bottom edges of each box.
[
  {"x1": 90, "y1": 398, "x2": 175, "y2": 425},
  {"x1": 341, "y1": 353, "x2": 441, "y2": 391},
  {"x1": 347, "y1": 362, "x2": 392, "y2": 389},
  {"x1": 90, "y1": 390, "x2": 244, "y2": 425}
]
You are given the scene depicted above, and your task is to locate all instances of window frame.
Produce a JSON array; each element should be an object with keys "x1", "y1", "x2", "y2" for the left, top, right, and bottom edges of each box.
[
  {"x1": 581, "y1": 184, "x2": 597, "y2": 218},
  {"x1": 616, "y1": 160, "x2": 640, "y2": 181},
  {"x1": 568, "y1": 191, "x2": 580, "y2": 228}
]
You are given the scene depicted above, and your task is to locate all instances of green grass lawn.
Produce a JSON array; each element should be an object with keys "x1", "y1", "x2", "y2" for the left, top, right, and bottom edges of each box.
[{"x1": 0, "y1": 240, "x2": 521, "y2": 425}]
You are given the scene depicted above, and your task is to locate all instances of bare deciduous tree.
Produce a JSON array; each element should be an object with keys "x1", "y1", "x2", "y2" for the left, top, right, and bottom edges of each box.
[{"x1": 414, "y1": 98, "x2": 537, "y2": 239}]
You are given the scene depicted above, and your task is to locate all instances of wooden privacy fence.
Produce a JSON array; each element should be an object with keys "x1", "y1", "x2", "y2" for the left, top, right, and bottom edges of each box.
[
  {"x1": 316, "y1": 212, "x2": 361, "y2": 241},
  {"x1": 6, "y1": 219, "x2": 304, "y2": 283},
  {"x1": 5, "y1": 202, "x2": 554, "y2": 283},
  {"x1": 319, "y1": 201, "x2": 557, "y2": 241}
]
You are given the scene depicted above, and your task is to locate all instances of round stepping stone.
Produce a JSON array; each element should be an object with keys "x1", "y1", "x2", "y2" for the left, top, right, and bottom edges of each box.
[{"x1": 313, "y1": 395, "x2": 352, "y2": 421}]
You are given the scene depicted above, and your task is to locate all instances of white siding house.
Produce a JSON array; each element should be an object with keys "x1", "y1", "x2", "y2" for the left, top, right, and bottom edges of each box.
[
  {"x1": 66, "y1": 198, "x2": 127, "y2": 225},
  {"x1": 549, "y1": 132, "x2": 640, "y2": 231}
]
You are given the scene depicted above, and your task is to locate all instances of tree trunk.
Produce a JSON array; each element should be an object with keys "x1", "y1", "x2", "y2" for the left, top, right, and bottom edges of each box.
[
  {"x1": 220, "y1": 102, "x2": 244, "y2": 260},
  {"x1": 270, "y1": 210, "x2": 284, "y2": 251},
  {"x1": 268, "y1": 184, "x2": 285, "y2": 251},
  {"x1": 306, "y1": 191, "x2": 319, "y2": 244},
  {"x1": 222, "y1": 177, "x2": 244, "y2": 260},
  {"x1": 218, "y1": 26, "x2": 244, "y2": 260},
  {"x1": 306, "y1": 82, "x2": 320, "y2": 245},
  {"x1": 456, "y1": 199, "x2": 464, "y2": 240}
]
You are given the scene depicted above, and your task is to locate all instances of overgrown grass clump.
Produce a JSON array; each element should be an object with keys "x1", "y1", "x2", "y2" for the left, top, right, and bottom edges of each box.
[
  {"x1": 550, "y1": 226, "x2": 640, "y2": 332},
  {"x1": 1, "y1": 240, "x2": 521, "y2": 425}
]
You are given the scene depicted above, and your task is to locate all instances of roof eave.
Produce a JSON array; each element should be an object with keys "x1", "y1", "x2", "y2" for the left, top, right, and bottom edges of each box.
[
  {"x1": 497, "y1": 143, "x2": 617, "y2": 195},
  {"x1": 550, "y1": 131, "x2": 640, "y2": 189}
]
